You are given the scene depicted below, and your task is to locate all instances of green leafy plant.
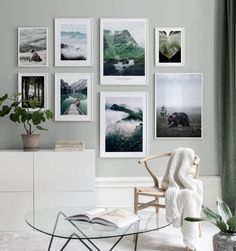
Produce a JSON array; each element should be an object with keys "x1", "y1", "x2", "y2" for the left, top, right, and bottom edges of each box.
[
  {"x1": 185, "y1": 198, "x2": 236, "y2": 233},
  {"x1": 159, "y1": 31, "x2": 181, "y2": 61},
  {"x1": 0, "y1": 93, "x2": 53, "y2": 135}
]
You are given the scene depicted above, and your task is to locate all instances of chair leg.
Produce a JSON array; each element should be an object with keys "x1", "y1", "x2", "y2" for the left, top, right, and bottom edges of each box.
[
  {"x1": 155, "y1": 197, "x2": 159, "y2": 213},
  {"x1": 198, "y1": 222, "x2": 202, "y2": 238},
  {"x1": 134, "y1": 188, "x2": 138, "y2": 214}
]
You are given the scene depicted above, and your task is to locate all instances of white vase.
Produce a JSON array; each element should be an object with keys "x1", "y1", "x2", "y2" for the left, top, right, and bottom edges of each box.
[{"x1": 213, "y1": 232, "x2": 236, "y2": 251}]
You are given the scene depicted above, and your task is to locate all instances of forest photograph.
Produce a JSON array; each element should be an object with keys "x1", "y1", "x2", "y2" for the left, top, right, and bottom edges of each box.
[{"x1": 18, "y1": 73, "x2": 47, "y2": 109}]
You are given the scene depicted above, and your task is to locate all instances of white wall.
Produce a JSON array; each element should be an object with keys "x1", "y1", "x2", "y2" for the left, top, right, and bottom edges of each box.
[{"x1": 0, "y1": 0, "x2": 218, "y2": 177}]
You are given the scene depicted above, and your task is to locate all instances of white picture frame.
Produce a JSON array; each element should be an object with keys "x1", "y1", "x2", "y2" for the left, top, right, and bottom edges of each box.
[
  {"x1": 100, "y1": 92, "x2": 147, "y2": 158},
  {"x1": 100, "y1": 18, "x2": 148, "y2": 85},
  {"x1": 55, "y1": 73, "x2": 93, "y2": 121},
  {"x1": 55, "y1": 18, "x2": 93, "y2": 67},
  {"x1": 155, "y1": 27, "x2": 185, "y2": 67},
  {"x1": 18, "y1": 73, "x2": 48, "y2": 110},
  {"x1": 18, "y1": 27, "x2": 48, "y2": 67},
  {"x1": 155, "y1": 73, "x2": 203, "y2": 139}
]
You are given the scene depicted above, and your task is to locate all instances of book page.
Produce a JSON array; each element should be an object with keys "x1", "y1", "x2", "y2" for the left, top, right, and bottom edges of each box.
[
  {"x1": 66, "y1": 208, "x2": 108, "y2": 221},
  {"x1": 93, "y1": 209, "x2": 139, "y2": 228}
]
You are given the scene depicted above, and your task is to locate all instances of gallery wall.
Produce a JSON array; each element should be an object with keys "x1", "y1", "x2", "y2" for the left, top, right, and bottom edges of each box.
[{"x1": 0, "y1": 0, "x2": 218, "y2": 177}]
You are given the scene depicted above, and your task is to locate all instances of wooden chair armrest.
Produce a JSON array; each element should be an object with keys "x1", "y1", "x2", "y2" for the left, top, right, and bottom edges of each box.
[{"x1": 138, "y1": 152, "x2": 172, "y2": 164}]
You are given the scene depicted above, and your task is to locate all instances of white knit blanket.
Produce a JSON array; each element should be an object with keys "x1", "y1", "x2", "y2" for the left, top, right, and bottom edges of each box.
[{"x1": 161, "y1": 148, "x2": 203, "y2": 250}]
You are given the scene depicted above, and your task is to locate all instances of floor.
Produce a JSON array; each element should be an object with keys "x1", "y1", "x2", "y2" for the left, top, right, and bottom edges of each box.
[{"x1": 0, "y1": 222, "x2": 218, "y2": 251}]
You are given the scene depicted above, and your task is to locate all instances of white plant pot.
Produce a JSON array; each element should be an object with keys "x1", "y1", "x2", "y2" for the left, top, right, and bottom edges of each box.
[
  {"x1": 213, "y1": 232, "x2": 236, "y2": 251},
  {"x1": 21, "y1": 134, "x2": 40, "y2": 151}
]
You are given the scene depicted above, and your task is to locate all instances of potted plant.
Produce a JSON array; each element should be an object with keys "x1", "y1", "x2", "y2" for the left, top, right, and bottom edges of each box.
[
  {"x1": 185, "y1": 198, "x2": 236, "y2": 251},
  {"x1": 0, "y1": 93, "x2": 53, "y2": 151}
]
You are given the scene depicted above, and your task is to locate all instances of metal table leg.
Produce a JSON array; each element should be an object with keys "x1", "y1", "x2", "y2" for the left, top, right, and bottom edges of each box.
[{"x1": 47, "y1": 211, "x2": 140, "y2": 251}]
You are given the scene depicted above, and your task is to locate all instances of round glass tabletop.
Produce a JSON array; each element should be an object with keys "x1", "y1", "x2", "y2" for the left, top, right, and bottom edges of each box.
[{"x1": 25, "y1": 208, "x2": 171, "y2": 240}]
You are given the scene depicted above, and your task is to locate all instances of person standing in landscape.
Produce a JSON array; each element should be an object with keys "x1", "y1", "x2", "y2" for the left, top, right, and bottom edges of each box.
[{"x1": 30, "y1": 49, "x2": 42, "y2": 62}]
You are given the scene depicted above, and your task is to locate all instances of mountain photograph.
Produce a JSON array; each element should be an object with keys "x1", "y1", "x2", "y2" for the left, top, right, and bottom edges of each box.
[
  {"x1": 102, "y1": 20, "x2": 146, "y2": 76},
  {"x1": 60, "y1": 24, "x2": 87, "y2": 60},
  {"x1": 104, "y1": 96, "x2": 144, "y2": 153},
  {"x1": 60, "y1": 77, "x2": 88, "y2": 116}
]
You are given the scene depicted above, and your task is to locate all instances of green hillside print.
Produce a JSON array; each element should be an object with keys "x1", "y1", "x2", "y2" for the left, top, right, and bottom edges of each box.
[{"x1": 103, "y1": 29, "x2": 145, "y2": 76}]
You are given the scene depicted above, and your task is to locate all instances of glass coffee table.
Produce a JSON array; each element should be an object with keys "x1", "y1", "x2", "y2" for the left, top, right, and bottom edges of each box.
[{"x1": 25, "y1": 208, "x2": 171, "y2": 251}]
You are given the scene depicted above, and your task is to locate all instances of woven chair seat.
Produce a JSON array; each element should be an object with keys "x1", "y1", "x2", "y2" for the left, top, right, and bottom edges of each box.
[{"x1": 136, "y1": 186, "x2": 165, "y2": 197}]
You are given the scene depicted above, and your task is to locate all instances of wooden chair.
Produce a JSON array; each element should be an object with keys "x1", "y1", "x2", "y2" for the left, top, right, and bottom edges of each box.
[{"x1": 134, "y1": 152, "x2": 201, "y2": 251}]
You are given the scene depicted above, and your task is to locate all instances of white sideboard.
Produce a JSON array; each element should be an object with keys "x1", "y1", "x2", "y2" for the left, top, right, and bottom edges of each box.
[{"x1": 0, "y1": 150, "x2": 95, "y2": 231}]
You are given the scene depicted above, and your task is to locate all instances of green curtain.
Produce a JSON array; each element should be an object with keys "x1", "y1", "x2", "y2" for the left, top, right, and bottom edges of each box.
[{"x1": 217, "y1": 0, "x2": 236, "y2": 212}]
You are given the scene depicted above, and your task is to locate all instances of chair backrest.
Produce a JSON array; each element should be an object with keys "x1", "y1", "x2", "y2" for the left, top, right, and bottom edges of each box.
[{"x1": 138, "y1": 152, "x2": 200, "y2": 188}]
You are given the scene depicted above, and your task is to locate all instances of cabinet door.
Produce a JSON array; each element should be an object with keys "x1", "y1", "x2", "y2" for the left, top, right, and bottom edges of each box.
[
  {"x1": 34, "y1": 150, "x2": 95, "y2": 192},
  {"x1": 34, "y1": 191, "x2": 95, "y2": 210},
  {"x1": 0, "y1": 192, "x2": 33, "y2": 231},
  {"x1": 0, "y1": 152, "x2": 33, "y2": 191}
]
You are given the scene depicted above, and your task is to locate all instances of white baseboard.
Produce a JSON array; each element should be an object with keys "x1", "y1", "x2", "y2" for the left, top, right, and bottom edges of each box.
[{"x1": 95, "y1": 176, "x2": 221, "y2": 209}]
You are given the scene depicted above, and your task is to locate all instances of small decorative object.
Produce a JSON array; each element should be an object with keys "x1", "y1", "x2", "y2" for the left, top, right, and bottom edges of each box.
[
  {"x1": 18, "y1": 27, "x2": 48, "y2": 67},
  {"x1": 155, "y1": 73, "x2": 202, "y2": 138},
  {"x1": 55, "y1": 73, "x2": 93, "y2": 121},
  {"x1": 0, "y1": 93, "x2": 53, "y2": 151},
  {"x1": 185, "y1": 198, "x2": 236, "y2": 251},
  {"x1": 55, "y1": 18, "x2": 93, "y2": 66},
  {"x1": 100, "y1": 92, "x2": 147, "y2": 158},
  {"x1": 155, "y1": 27, "x2": 185, "y2": 66},
  {"x1": 55, "y1": 140, "x2": 85, "y2": 151},
  {"x1": 100, "y1": 18, "x2": 148, "y2": 85},
  {"x1": 18, "y1": 73, "x2": 48, "y2": 110}
]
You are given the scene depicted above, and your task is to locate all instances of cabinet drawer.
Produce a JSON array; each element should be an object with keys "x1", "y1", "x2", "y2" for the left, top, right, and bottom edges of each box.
[
  {"x1": 0, "y1": 192, "x2": 33, "y2": 231},
  {"x1": 0, "y1": 152, "x2": 33, "y2": 191},
  {"x1": 34, "y1": 151, "x2": 95, "y2": 191},
  {"x1": 34, "y1": 191, "x2": 95, "y2": 210}
]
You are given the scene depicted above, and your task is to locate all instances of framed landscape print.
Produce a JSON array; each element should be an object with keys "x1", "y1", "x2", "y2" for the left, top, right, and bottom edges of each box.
[
  {"x1": 100, "y1": 92, "x2": 147, "y2": 157},
  {"x1": 55, "y1": 18, "x2": 93, "y2": 66},
  {"x1": 155, "y1": 28, "x2": 185, "y2": 66},
  {"x1": 100, "y1": 18, "x2": 148, "y2": 85},
  {"x1": 155, "y1": 73, "x2": 202, "y2": 138},
  {"x1": 18, "y1": 27, "x2": 48, "y2": 67},
  {"x1": 55, "y1": 73, "x2": 93, "y2": 121},
  {"x1": 18, "y1": 73, "x2": 48, "y2": 110}
]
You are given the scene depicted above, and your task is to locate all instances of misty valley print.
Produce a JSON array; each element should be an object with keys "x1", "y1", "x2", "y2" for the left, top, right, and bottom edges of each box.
[
  {"x1": 105, "y1": 96, "x2": 144, "y2": 153},
  {"x1": 155, "y1": 74, "x2": 202, "y2": 138},
  {"x1": 60, "y1": 78, "x2": 88, "y2": 116},
  {"x1": 61, "y1": 24, "x2": 87, "y2": 61},
  {"x1": 103, "y1": 20, "x2": 145, "y2": 76},
  {"x1": 18, "y1": 28, "x2": 47, "y2": 66}
]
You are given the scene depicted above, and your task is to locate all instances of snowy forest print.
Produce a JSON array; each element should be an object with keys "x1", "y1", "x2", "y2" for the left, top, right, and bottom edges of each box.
[
  {"x1": 18, "y1": 27, "x2": 48, "y2": 66},
  {"x1": 155, "y1": 73, "x2": 202, "y2": 138},
  {"x1": 100, "y1": 92, "x2": 147, "y2": 157}
]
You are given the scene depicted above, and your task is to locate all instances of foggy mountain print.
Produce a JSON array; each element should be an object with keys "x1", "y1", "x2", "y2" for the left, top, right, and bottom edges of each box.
[
  {"x1": 105, "y1": 97, "x2": 143, "y2": 152},
  {"x1": 61, "y1": 24, "x2": 87, "y2": 61}
]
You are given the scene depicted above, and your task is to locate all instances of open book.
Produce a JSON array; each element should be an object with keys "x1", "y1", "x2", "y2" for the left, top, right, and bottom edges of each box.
[{"x1": 66, "y1": 208, "x2": 140, "y2": 228}]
